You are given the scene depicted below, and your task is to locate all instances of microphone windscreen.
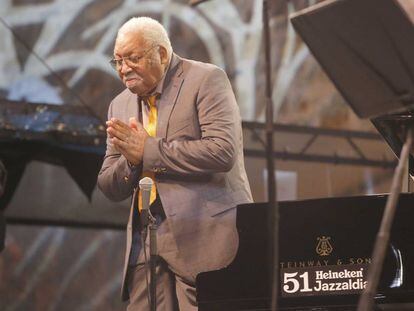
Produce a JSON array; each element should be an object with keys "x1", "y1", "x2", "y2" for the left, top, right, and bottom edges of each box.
[{"x1": 139, "y1": 177, "x2": 153, "y2": 191}]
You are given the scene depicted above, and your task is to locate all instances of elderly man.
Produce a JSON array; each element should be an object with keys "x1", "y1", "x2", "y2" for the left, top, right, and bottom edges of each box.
[{"x1": 98, "y1": 17, "x2": 252, "y2": 310}]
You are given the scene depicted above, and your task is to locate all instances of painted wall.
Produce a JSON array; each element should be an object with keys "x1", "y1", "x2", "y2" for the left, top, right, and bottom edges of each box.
[
  {"x1": 0, "y1": 0, "x2": 373, "y2": 127},
  {"x1": 1, "y1": 0, "x2": 411, "y2": 309}
]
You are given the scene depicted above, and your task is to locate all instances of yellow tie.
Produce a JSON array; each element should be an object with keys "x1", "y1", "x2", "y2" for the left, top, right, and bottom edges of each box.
[{"x1": 138, "y1": 95, "x2": 157, "y2": 212}]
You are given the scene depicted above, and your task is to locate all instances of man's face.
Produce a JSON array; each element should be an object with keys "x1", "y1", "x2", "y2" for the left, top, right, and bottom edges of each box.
[{"x1": 114, "y1": 33, "x2": 168, "y2": 96}]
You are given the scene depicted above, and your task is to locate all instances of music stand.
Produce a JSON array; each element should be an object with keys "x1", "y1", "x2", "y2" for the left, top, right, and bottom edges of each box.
[
  {"x1": 290, "y1": 0, "x2": 414, "y2": 310},
  {"x1": 290, "y1": 0, "x2": 414, "y2": 118}
]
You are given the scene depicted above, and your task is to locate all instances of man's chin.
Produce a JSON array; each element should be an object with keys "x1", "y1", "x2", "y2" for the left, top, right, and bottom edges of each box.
[
  {"x1": 126, "y1": 85, "x2": 138, "y2": 94},
  {"x1": 126, "y1": 84, "x2": 144, "y2": 95},
  {"x1": 127, "y1": 85, "x2": 152, "y2": 96}
]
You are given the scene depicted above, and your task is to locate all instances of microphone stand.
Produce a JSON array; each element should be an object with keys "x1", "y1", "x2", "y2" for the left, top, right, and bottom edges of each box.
[
  {"x1": 149, "y1": 213, "x2": 158, "y2": 311},
  {"x1": 139, "y1": 177, "x2": 158, "y2": 311},
  {"x1": 141, "y1": 208, "x2": 158, "y2": 311},
  {"x1": 262, "y1": 2, "x2": 279, "y2": 310},
  {"x1": 357, "y1": 124, "x2": 413, "y2": 311}
]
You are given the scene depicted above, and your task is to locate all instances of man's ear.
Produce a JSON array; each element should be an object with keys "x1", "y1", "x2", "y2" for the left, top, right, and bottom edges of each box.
[{"x1": 159, "y1": 46, "x2": 168, "y2": 65}]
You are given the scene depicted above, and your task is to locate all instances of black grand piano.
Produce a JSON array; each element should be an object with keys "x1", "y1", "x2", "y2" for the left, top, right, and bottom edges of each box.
[
  {"x1": 197, "y1": 0, "x2": 414, "y2": 309},
  {"x1": 196, "y1": 195, "x2": 414, "y2": 310}
]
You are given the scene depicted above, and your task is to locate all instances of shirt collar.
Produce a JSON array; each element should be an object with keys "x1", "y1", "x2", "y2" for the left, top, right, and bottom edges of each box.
[
  {"x1": 144, "y1": 55, "x2": 173, "y2": 100},
  {"x1": 138, "y1": 53, "x2": 179, "y2": 102}
]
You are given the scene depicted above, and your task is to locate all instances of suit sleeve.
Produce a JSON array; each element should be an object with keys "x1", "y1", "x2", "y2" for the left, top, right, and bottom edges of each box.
[
  {"x1": 143, "y1": 67, "x2": 239, "y2": 176},
  {"x1": 97, "y1": 100, "x2": 142, "y2": 201}
]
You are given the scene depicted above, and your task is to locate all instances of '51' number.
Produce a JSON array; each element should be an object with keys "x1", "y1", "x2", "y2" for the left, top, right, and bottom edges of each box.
[{"x1": 283, "y1": 272, "x2": 313, "y2": 293}]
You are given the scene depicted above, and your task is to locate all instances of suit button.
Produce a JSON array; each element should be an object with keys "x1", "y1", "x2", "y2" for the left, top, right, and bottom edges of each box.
[{"x1": 124, "y1": 176, "x2": 129, "y2": 182}]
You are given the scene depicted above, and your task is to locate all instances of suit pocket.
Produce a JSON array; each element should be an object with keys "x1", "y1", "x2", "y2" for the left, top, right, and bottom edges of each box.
[
  {"x1": 167, "y1": 117, "x2": 194, "y2": 137},
  {"x1": 205, "y1": 199, "x2": 236, "y2": 217}
]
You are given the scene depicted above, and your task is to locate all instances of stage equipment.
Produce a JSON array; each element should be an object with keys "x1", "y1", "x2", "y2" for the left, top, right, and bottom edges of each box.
[
  {"x1": 0, "y1": 99, "x2": 106, "y2": 205},
  {"x1": 0, "y1": 160, "x2": 6, "y2": 252},
  {"x1": 0, "y1": 160, "x2": 6, "y2": 198},
  {"x1": 197, "y1": 196, "x2": 414, "y2": 310},
  {"x1": 290, "y1": 0, "x2": 414, "y2": 309},
  {"x1": 0, "y1": 210, "x2": 4, "y2": 252},
  {"x1": 139, "y1": 177, "x2": 157, "y2": 311},
  {"x1": 0, "y1": 98, "x2": 107, "y2": 251}
]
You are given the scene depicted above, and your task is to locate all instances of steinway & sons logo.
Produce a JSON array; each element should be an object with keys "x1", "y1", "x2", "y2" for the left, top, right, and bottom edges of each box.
[{"x1": 316, "y1": 236, "x2": 333, "y2": 256}]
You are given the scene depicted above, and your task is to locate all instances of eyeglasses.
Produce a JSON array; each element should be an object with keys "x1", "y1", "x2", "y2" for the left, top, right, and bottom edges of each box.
[{"x1": 109, "y1": 45, "x2": 158, "y2": 70}]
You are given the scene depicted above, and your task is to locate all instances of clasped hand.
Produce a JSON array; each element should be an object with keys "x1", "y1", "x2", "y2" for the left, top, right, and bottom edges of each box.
[{"x1": 106, "y1": 117, "x2": 149, "y2": 165}]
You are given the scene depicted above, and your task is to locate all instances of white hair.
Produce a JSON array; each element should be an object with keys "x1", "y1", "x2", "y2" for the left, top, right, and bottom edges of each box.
[{"x1": 115, "y1": 17, "x2": 173, "y2": 60}]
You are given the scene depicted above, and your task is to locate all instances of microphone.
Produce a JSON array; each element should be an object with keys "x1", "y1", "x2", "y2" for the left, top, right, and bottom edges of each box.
[{"x1": 139, "y1": 177, "x2": 153, "y2": 229}]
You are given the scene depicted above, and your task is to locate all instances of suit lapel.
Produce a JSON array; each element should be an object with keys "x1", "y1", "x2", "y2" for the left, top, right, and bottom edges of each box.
[
  {"x1": 125, "y1": 91, "x2": 139, "y2": 122},
  {"x1": 157, "y1": 55, "x2": 184, "y2": 138}
]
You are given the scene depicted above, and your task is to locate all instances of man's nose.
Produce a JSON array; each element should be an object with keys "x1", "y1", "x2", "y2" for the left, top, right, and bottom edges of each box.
[{"x1": 120, "y1": 60, "x2": 131, "y2": 74}]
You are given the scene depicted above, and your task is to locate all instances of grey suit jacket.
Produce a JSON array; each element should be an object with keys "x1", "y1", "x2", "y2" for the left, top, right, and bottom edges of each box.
[{"x1": 97, "y1": 54, "x2": 253, "y2": 300}]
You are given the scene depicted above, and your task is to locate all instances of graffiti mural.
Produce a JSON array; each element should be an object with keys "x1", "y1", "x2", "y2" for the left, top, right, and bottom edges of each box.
[{"x1": 0, "y1": 0, "x2": 352, "y2": 125}]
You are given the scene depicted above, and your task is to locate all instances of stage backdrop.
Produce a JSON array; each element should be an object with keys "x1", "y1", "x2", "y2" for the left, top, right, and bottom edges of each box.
[{"x1": 1, "y1": 0, "x2": 412, "y2": 310}]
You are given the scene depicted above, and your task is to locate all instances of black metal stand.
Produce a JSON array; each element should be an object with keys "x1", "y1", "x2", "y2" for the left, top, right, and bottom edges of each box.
[
  {"x1": 141, "y1": 211, "x2": 158, "y2": 311},
  {"x1": 262, "y1": 1, "x2": 279, "y2": 310},
  {"x1": 149, "y1": 220, "x2": 158, "y2": 311},
  {"x1": 0, "y1": 210, "x2": 5, "y2": 253},
  {"x1": 0, "y1": 159, "x2": 6, "y2": 252},
  {"x1": 357, "y1": 126, "x2": 413, "y2": 311}
]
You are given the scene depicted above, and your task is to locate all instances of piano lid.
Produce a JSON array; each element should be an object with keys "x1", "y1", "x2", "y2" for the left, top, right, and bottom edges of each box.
[
  {"x1": 372, "y1": 113, "x2": 414, "y2": 176},
  {"x1": 290, "y1": 0, "x2": 414, "y2": 119},
  {"x1": 290, "y1": 0, "x2": 414, "y2": 175}
]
